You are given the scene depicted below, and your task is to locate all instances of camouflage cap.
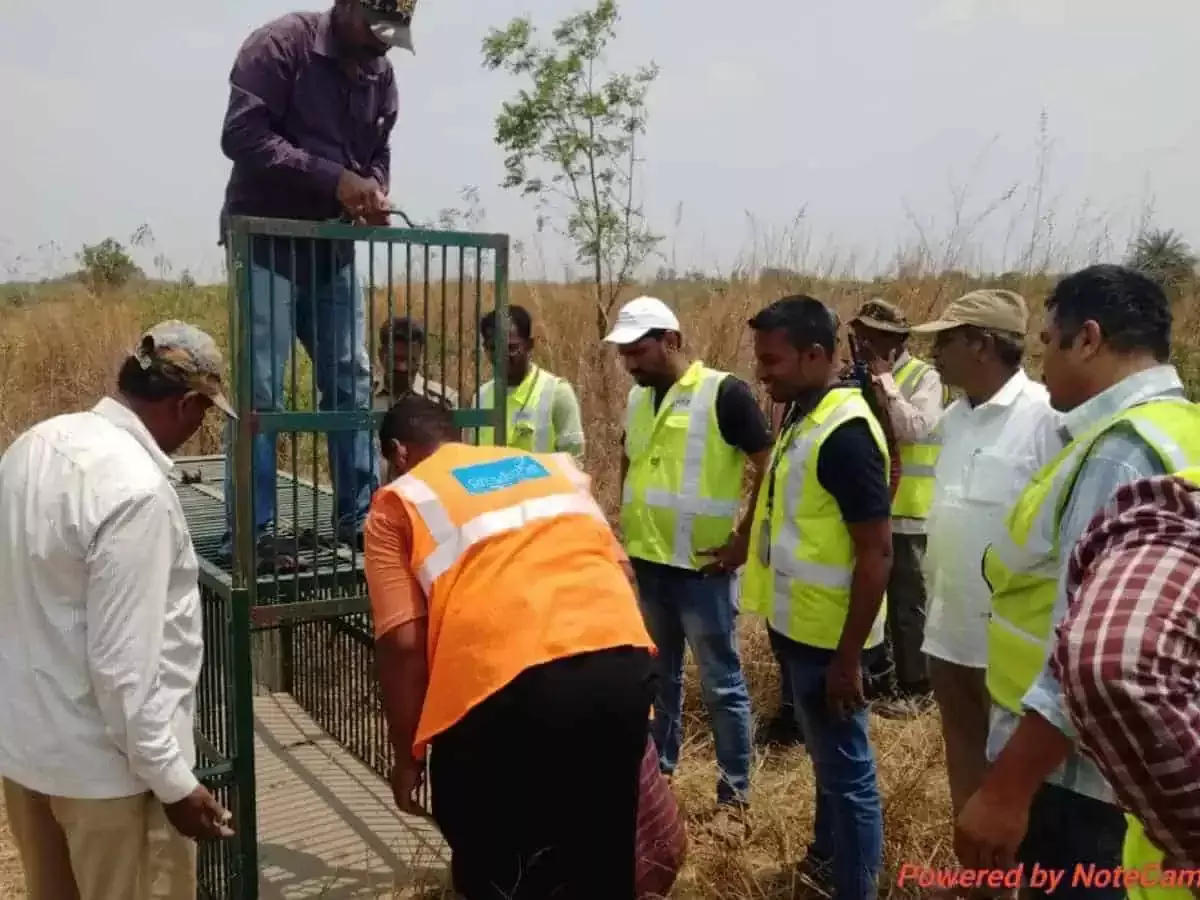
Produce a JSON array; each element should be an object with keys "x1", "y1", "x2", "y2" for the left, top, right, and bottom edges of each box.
[
  {"x1": 361, "y1": 0, "x2": 416, "y2": 50},
  {"x1": 361, "y1": 0, "x2": 416, "y2": 18},
  {"x1": 850, "y1": 298, "x2": 910, "y2": 335},
  {"x1": 134, "y1": 320, "x2": 237, "y2": 418}
]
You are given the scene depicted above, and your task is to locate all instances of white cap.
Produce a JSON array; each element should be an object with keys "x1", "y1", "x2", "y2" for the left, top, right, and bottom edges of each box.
[{"x1": 603, "y1": 296, "x2": 681, "y2": 345}]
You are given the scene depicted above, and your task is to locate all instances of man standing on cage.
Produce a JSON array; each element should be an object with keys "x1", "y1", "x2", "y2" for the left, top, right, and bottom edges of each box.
[{"x1": 217, "y1": 0, "x2": 417, "y2": 568}]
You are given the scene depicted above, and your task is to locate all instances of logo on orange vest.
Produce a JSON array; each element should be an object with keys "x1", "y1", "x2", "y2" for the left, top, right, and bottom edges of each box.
[{"x1": 452, "y1": 455, "x2": 551, "y2": 494}]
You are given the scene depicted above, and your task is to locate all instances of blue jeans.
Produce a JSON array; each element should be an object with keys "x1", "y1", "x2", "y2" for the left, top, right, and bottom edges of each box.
[
  {"x1": 222, "y1": 263, "x2": 377, "y2": 549},
  {"x1": 1017, "y1": 783, "x2": 1126, "y2": 900},
  {"x1": 772, "y1": 628, "x2": 883, "y2": 900},
  {"x1": 632, "y1": 559, "x2": 752, "y2": 805}
]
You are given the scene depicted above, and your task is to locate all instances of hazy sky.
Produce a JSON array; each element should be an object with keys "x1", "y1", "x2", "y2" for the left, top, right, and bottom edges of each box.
[{"x1": 2, "y1": 0, "x2": 1197, "y2": 282}]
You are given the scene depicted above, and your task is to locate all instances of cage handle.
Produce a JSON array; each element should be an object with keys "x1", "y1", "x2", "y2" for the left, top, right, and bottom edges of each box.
[{"x1": 328, "y1": 207, "x2": 417, "y2": 228}]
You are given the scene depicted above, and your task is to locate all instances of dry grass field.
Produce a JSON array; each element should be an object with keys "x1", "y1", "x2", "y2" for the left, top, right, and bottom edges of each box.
[
  {"x1": 0, "y1": 796, "x2": 20, "y2": 899},
  {"x1": 0, "y1": 267, "x2": 1197, "y2": 899}
]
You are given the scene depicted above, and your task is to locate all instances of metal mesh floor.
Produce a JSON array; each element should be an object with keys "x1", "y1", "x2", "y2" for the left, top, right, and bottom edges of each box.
[{"x1": 171, "y1": 455, "x2": 365, "y2": 592}]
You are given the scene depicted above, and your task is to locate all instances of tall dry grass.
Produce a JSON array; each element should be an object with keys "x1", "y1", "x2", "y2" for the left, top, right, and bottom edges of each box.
[{"x1": 0, "y1": 267, "x2": 1198, "y2": 900}]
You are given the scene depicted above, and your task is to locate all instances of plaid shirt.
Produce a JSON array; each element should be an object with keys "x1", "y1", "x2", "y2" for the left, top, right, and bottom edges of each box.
[{"x1": 1051, "y1": 472, "x2": 1200, "y2": 869}]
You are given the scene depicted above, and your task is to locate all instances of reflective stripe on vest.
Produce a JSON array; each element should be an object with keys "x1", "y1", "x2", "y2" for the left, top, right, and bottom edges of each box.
[
  {"x1": 1123, "y1": 815, "x2": 1194, "y2": 900},
  {"x1": 395, "y1": 458, "x2": 605, "y2": 593},
  {"x1": 478, "y1": 365, "x2": 560, "y2": 452},
  {"x1": 620, "y1": 361, "x2": 746, "y2": 570},
  {"x1": 984, "y1": 397, "x2": 1200, "y2": 713},
  {"x1": 740, "y1": 387, "x2": 891, "y2": 650},
  {"x1": 892, "y1": 356, "x2": 943, "y2": 520}
]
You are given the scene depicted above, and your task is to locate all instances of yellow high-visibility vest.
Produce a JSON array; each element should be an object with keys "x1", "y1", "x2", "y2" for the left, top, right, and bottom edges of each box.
[
  {"x1": 478, "y1": 365, "x2": 562, "y2": 453},
  {"x1": 620, "y1": 360, "x2": 746, "y2": 570},
  {"x1": 740, "y1": 387, "x2": 891, "y2": 649},
  {"x1": 891, "y1": 355, "x2": 949, "y2": 520},
  {"x1": 983, "y1": 397, "x2": 1200, "y2": 714}
]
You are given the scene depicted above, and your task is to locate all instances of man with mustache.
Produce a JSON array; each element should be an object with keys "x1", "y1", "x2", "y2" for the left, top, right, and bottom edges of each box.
[
  {"x1": 606, "y1": 296, "x2": 770, "y2": 839},
  {"x1": 846, "y1": 299, "x2": 950, "y2": 715},
  {"x1": 740, "y1": 294, "x2": 894, "y2": 900},
  {"x1": 908, "y1": 289, "x2": 1061, "y2": 896},
  {"x1": 0, "y1": 322, "x2": 238, "y2": 900},
  {"x1": 477, "y1": 306, "x2": 585, "y2": 466}
]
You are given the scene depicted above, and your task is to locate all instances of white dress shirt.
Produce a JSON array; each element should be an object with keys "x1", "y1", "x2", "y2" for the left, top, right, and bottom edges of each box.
[
  {"x1": 0, "y1": 397, "x2": 204, "y2": 804},
  {"x1": 922, "y1": 369, "x2": 1063, "y2": 668}
]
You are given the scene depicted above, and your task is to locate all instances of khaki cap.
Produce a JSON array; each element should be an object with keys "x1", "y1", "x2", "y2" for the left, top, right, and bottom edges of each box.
[
  {"x1": 849, "y1": 298, "x2": 910, "y2": 334},
  {"x1": 133, "y1": 320, "x2": 237, "y2": 418},
  {"x1": 910, "y1": 289, "x2": 1028, "y2": 337}
]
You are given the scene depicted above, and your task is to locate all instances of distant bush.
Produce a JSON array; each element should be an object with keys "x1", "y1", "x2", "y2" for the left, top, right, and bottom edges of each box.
[{"x1": 78, "y1": 237, "x2": 144, "y2": 290}]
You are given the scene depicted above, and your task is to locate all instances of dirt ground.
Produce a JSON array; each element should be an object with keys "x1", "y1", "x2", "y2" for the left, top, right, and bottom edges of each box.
[{"x1": 0, "y1": 796, "x2": 25, "y2": 898}]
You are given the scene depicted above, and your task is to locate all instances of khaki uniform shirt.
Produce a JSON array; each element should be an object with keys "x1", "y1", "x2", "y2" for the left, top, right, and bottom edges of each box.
[{"x1": 373, "y1": 373, "x2": 460, "y2": 411}]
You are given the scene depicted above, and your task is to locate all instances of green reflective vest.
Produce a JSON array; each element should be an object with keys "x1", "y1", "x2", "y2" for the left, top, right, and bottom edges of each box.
[
  {"x1": 740, "y1": 387, "x2": 891, "y2": 649},
  {"x1": 891, "y1": 355, "x2": 949, "y2": 520},
  {"x1": 477, "y1": 365, "x2": 562, "y2": 453},
  {"x1": 983, "y1": 397, "x2": 1200, "y2": 714},
  {"x1": 1120, "y1": 464, "x2": 1200, "y2": 900},
  {"x1": 620, "y1": 361, "x2": 746, "y2": 570}
]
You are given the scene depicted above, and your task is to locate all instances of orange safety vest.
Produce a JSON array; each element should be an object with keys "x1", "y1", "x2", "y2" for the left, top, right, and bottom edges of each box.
[{"x1": 380, "y1": 443, "x2": 656, "y2": 756}]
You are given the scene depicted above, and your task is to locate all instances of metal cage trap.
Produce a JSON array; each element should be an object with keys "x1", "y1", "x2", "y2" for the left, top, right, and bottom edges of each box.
[{"x1": 180, "y1": 214, "x2": 511, "y2": 899}]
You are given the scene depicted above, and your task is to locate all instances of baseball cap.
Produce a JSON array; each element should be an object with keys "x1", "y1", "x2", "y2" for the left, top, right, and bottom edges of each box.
[
  {"x1": 603, "y1": 296, "x2": 681, "y2": 345},
  {"x1": 362, "y1": 0, "x2": 416, "y2": 51},
  {"x1": 368, "y1": 20, "x2": 413, "y2": 51},
  {"x1": 910, "y1": 289, "x2": 1028, "y2": 337},
  {"x1": 849, "y1": 298, "x2": 910, "y2": 334},
  {"x1": 134, "y1": 320, "x2": 237, "y2": 418}
]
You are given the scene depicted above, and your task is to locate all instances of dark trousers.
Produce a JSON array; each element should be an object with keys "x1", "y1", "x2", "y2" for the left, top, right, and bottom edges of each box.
[
  {"x1": 430, "y1": 647, "x2": 656, "y2": 900},
  {"x1": 873, "y1": 532, "x2": 930, "y2": 694},
  {"x1": 773, "y1": 629, "x2": 795, "y2": 715},
  {"x1": 1016, "y1": 783, "x2": 1126, "y2": 900}
]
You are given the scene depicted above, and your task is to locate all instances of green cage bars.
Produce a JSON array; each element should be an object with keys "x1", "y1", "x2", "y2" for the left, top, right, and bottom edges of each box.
[{"x1": 179, "y1": 215, "x2": 510, "y2": 900}]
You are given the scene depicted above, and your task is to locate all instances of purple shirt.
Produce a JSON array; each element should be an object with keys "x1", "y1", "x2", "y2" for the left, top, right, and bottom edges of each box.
[{"x1": 219, "y1": 10, "x2": 398, "y2": 277}]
